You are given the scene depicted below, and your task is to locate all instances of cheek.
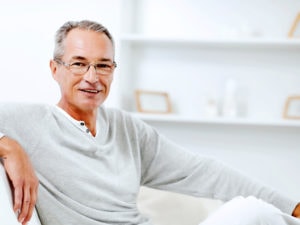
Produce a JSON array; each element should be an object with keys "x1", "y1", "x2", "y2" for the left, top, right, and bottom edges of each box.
[
  {"x1": 59, "y1": 76, "x2": 80, "y2": 91},
  {"x1": 100, "y1": 76, "x2": 113, "y2": 88}
]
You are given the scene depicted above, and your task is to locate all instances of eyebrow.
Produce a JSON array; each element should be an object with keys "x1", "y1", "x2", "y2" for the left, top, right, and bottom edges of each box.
[{"x1": 70, "y1": 56, "x2": 113, "y2": 62}]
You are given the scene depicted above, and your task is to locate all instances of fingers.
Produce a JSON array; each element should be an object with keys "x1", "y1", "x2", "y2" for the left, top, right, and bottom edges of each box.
[
  {"x1": 18, "y1": 185, "x2": 31, "y2": 223},
  {"x1": 23, "y1": 202, "x2": 34, "y2": 225},
  {"x1": 14, "y1": 181, "x2": 38, "y2": 224},
  {"x1": 13, "y1": 184, "x2": 23, "y2": 214},
  {"x1": 23, "y1": 186, "x2": 38, "y2": 224}
]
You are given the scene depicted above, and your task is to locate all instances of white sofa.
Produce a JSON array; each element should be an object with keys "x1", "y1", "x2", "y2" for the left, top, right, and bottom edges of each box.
[
  {"x1": 0, "y1": 163, "x2": 222, "y2": 225},
  {"x1": 0, "y1": 163, "x2": 41, "y2": 225}
]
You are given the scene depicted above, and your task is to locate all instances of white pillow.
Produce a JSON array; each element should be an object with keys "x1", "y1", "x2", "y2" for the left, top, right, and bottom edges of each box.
[{"x1": 137, "y1": 186, "x2": 223, "y2": 225}]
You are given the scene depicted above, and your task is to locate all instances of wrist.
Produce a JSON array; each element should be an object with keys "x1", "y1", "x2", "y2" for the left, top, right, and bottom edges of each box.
[{"x1": 0, "y1": 136, "x2": 16, "y2": 157}]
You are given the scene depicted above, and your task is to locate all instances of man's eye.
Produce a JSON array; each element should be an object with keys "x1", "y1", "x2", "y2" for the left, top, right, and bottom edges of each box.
[
  {"x1": 71, "y1": 62, "x2": 86, "y2": 67},
  {"x1": 96, "y1": 63, "x2": 111, "y2": 69}
]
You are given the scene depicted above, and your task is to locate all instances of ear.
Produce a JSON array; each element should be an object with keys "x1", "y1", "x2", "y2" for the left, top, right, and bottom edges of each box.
[{"x1": 50, "y1": 60, "x2": 59, "y2": 81}]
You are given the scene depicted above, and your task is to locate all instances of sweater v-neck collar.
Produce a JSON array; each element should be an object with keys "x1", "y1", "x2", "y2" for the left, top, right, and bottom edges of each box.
[{"x1": 54, "y1": 105, "x2": 97, "y2": 137}]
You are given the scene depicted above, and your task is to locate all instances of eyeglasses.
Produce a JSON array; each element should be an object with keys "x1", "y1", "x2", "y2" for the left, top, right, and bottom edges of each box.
[{"x1": 54, "y1": 59, "x2": 117, "y2": 76}]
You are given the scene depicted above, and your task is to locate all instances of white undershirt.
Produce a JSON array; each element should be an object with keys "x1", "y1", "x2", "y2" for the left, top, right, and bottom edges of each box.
[{"x1": 54, "y1": 106, "x2": 97, "y2": 137}]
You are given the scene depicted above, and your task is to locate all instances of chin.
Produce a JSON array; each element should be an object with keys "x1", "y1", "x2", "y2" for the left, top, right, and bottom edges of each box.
[
  {"x1": 76, "y1": 95, "x2": 106, "y2": 111},
  {"x1": 82, "y1": 101, "x2": 103, "y2": 110}
]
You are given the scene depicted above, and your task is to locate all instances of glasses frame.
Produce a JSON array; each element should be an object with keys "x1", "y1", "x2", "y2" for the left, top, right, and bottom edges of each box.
[{"x1": 54, "y1": 58, "x2": 117, "y2": 76}]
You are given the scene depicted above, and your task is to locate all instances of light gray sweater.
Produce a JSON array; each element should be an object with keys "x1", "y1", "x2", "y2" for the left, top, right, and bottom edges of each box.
[{"x1": 0, "y1": 103, "x2": 297, "y2": 225}]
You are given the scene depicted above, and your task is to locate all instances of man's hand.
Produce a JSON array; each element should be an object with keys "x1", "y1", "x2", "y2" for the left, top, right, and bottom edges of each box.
[
  {"x1": 292, "y1": 203, "x2": 300, "y2": 218},
  {"x1": 0, "y1": 136, "x2": 39, "y2": 225}
]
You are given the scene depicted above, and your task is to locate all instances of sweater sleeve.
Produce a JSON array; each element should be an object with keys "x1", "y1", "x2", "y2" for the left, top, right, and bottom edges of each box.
[
  {"x1": 0, "y1": 103, "x2": 49, "y2": 156},
  {"x1": 136, "y1": 118, "x2": 298, "y2": 215}
]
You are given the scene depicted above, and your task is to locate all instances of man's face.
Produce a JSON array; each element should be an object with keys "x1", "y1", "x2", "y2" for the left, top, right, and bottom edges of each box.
[{"x1": 50, "y1": 28, "x2": 115, "y2": 113}]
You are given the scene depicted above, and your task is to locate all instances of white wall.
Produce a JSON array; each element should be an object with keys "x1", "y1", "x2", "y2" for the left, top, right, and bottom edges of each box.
[{"x1": 0, "y1": 0, "x2": 121, "y2": 104}]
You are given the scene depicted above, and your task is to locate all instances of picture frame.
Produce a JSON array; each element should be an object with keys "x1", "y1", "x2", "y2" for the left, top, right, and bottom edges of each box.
[
  {"x1": 288, "y1": 13, "x2": 300, "y2": 38},
  {"x1": 283, "y1": 95, "x2": 300, "y2": 119},
  {"x1": 135, "y1": 90, "x2": 172, "y2": 114}
]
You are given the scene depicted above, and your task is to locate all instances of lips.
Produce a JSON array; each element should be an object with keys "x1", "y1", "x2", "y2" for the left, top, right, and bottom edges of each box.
[{"x1": 79, "y1": 88, "x2": 100, "y2": 94}]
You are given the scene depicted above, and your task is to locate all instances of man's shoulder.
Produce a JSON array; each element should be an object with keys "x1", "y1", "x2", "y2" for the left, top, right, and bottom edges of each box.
[
  {"x1": 0, "y1": 102, "x2": 49, "y2": 109},
  {"x1": 0, "y1": 102, "x2": 52, "y2": 117}
]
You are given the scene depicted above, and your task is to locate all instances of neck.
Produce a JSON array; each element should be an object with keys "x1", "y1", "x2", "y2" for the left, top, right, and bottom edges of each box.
[{"x1": 57, "y1": 102, "x2": 98, "y2": 136}]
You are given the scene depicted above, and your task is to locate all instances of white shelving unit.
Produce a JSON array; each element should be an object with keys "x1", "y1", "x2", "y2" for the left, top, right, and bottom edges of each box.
[
  {"x1": 114, "y1": 0, "x2": 300, "y2": 126},
  {"x1": 121, "y1": 34, "x2": 300, "y2": 49},
  {"x1": 115, "y1": 0, "x2": 300, "y2": 199},
  {"x1": 116, "y1": 1, "x2": 300, "y2": 124},
  {"x1": 118, "y1": 34, "x2": 300, "y2": 124},
  {"x1": 132, "y1": 112, "x2": 300, "y2": 128}
]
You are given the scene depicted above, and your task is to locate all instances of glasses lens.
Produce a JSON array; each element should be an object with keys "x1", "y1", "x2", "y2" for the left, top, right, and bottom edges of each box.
[
  {"x1": 95, "y1": 63, "x2": 114, "y2": 75},
  {"x1": 66, "y1": 61, "x2": 116, "y2": 75},
  {"x1": 69, "y1": 62, "x2": 88, "y2": 75}
]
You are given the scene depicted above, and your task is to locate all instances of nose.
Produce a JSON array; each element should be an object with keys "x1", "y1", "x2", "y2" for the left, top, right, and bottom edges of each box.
[{"x1": 83, "y1": 65, "x2": 98, "y2": 83}]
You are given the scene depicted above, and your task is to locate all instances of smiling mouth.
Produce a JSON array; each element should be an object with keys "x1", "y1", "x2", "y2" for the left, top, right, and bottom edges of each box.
[{"x1": 79, "y1": 89, "x2": 100, "y2": 94}]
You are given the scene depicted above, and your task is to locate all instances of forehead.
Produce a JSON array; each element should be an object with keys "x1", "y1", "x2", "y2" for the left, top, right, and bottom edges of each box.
[{"x1": 63, "y1": 28, "x2": 114, "y2": 61}]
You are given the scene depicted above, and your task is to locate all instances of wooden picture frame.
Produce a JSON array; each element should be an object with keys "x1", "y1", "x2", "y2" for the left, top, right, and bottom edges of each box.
[
  {"x1": 135, "y1": 90, "x2": 172, "y2": 114},
  {"x1": 283, "y1": 95, "x2": 300, "y2": 119},
  {"x1": 288, "y1": 13, "x2": 300, "y2": 38}
]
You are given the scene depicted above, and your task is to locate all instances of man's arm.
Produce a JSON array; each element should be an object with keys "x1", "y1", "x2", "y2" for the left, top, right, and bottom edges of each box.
[{"x1": 0, "y1": 136, "x2": 39, "y2": 225}]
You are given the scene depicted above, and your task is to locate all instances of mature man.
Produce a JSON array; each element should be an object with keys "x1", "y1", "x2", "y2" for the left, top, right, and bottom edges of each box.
[{"x1": 0, "y1": 20, "x2": 299, "y2": 225}]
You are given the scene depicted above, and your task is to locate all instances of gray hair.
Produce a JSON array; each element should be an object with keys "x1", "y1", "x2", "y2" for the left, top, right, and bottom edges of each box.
[{"x1": 53, "y1": 20, "x2": 115, "y2": 59}]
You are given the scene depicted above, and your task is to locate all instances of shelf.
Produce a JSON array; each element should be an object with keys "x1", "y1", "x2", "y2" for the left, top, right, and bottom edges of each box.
[
  {"x1": 120, "y1": 34, "x2": 300, "y2": 50},
  {"x1": 132, "y1": 113, "x2": 300, "y2": 128}
]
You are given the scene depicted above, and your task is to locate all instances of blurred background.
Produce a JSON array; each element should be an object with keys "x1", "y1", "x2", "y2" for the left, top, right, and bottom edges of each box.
[
  {"x1": 0, "y1": 0, "x2": 299, "y2": 109},
  {"x1": 1, "y1": 0, "x2": 300, "y2": 199}
]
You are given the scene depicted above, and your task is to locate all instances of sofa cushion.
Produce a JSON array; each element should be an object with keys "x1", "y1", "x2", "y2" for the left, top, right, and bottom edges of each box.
[{"x1": 137, "y1": 187, "x2": 223, "y2": 225}]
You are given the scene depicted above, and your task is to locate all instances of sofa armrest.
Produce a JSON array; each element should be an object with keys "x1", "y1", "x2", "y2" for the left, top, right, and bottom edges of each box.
[{"x1": 0, "y1": 162, "x2": 41, "y2": 225}]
